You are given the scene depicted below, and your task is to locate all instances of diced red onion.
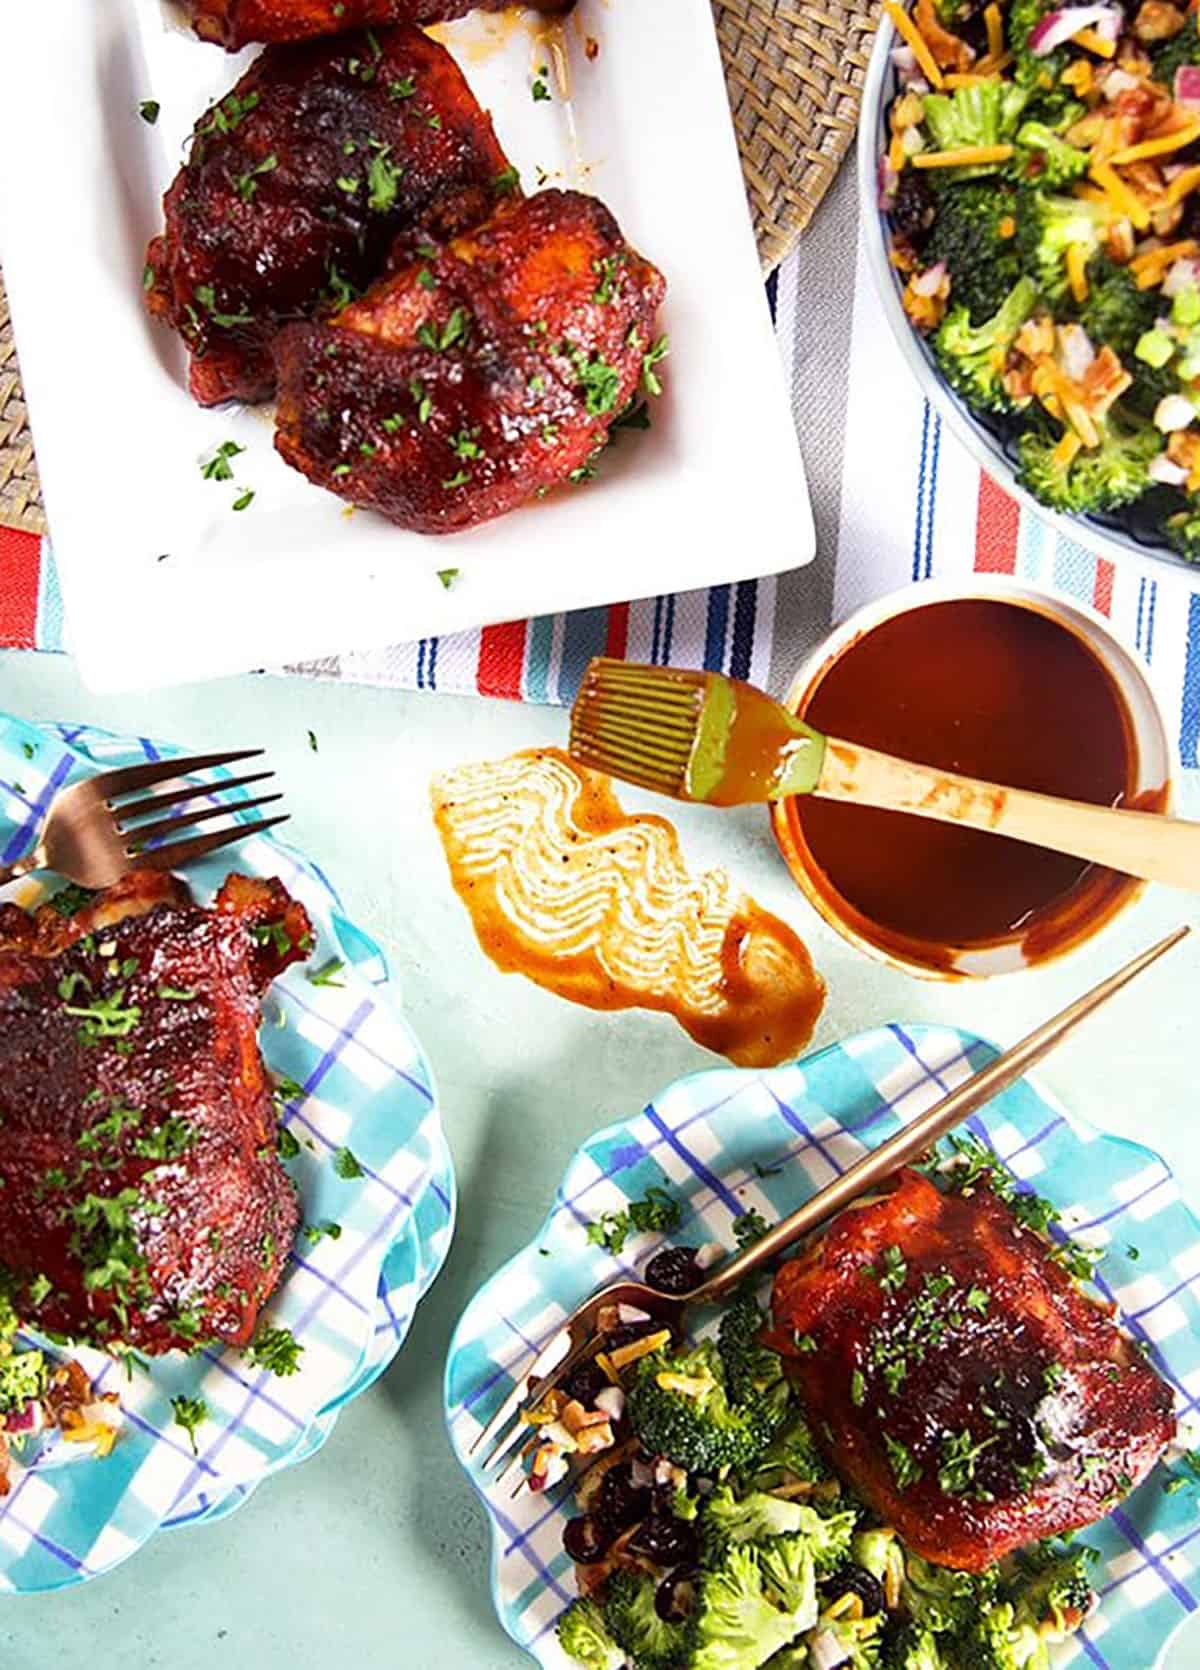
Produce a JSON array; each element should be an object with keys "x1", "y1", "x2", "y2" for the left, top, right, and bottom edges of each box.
[
  {"x1": 1163, "y1": 257, "x2": 1200, "y2": 297},
  {"x1": 890, "y1": 42, "x2": 918, "y2": 74},
  {"x1": 530, "y1": 1451, "x2": 567, "y2": 1492},
  {"x1": 595, "y1": 1387, "x2": 625, "y2": 1421},
  {"x1": 911, "y1": 261, "x2": 948, "y2": 296},
  {"x1": 694, "y1": 1242, "x2": 725, "y2": 1271},
  {"x1": 1149, "y1": 455, "x2": 1190, "y2": 484},
  {"x1": 809, "y1": 1629, "x2": 853, "y2": 1670},
  {"x1": 878, "y1": 155, "x2": 900, "y2": 211},
  {"x1": 1058, "y1": 323, "x2": 1096, "y2": 381},
  {"x1": 617, "y1": 1303, "x2": 651, "y2": 1326},
  {"x1": 4, "y1": 1402, "x2": 41, "y2": 1435},
  {"x1": 1154, "y1": 394, "x2": 1195, "y2": 432},
  {"x1": 1104, "y1": 67, "x2": 1141, "y2": 95},
  {"x1": 1176, "y1": 64, "x2": 1200, "y2": 108},
  {"x1": 1028, "y1": 4, "x2": 1121, "y2": 56}
]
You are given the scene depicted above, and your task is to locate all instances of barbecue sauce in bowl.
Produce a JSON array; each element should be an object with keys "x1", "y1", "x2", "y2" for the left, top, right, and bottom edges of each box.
[{"x1": 771, "y1": 596, "x2": 1168, "y2": 976}]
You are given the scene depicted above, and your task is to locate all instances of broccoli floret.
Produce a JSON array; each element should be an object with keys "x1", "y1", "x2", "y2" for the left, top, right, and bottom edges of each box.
[
  {"x1": 750, "y1": 1407, "x2": 832, "y2": 1490},
  {"x1": 628, "y1": 1340, "x2": 775, "y2": 1475},
  {"x1": 1009, "y1": 1546, "x2": 1097, "y2": 1639},
  {"x1": 1017, "y1": 408, "x2": 1162, "y2": 513},
  {"x1": 851, "y1": 1528, "x2": 905, "y2": 1599},
  {"x1": 956, "y1": 1601, "x2": 1049, "y2": 1670},
  {"x1": 718, "y1": 1288, "x2": 789, "y2": 1427},
  {"x1": 808, "y1": 1613, "x2": 884, "y2": 1669},
  {"x1": 1013, "y1": 120, "x2": 1087, "y2": 187},
  {"x1": 922, "y1": 84, "x2": 1030, "y2": 174},
  {"x1": 763, "y1": 1650, "x2": 809, "y2": 1669},
  {"x1": 701, "y1": 1487, "x2": 856, "y2": 1574},
  {"x1": 758, "y1": 1535, "x2": 820, "y2": 1625},
  {"x1": 1166, "y1": 505, "x2": 1200, "y2": 562},
  {"x1": 1152, "y1": 14, "x2": 1200, "y2": 92},
  {"x1": 925, "y1": 181, "x2": 1024, "y2": 323},
  {"x1": 1014, "y1": 190, "x2": 1112, "y2": 303},
  {"x1": 885, "y1": 1625, "x2": 951, "y2": 1670},
  {"x1": 558, "y1": 1597, "x2": 627, "y2": 1670},
  {"x1": 692, "y1": 1544, "x2": 809, "y2": 1670},
  {"x1": 602, "y1": 1570, "x2": 689, "y2": 1670},
  {"x1": 1127, "y1": 354, "x2": 1181, "y2": 421},
  {"x1": 1077, "y1": 257, "x2": 1157, "y2": 360},
  {"x1": 932, "y1": 276, "x2": 1038, "y2": 414},
  {"x1": 1010, "y1": 0, "x2": 1068, "y2": 94},
  {"x1": 902, "y1": 1554, "x2": 998, "y2": 1636}
]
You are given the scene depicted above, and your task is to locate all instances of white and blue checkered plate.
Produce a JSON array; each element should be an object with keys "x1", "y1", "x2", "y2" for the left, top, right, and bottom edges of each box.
[
  {"x1": 446, "y1": 1023, "x2": 1200, "y2": 1670},
  {"x1": 0, "y1": 713, "x2": 455, "y2": 1590}
]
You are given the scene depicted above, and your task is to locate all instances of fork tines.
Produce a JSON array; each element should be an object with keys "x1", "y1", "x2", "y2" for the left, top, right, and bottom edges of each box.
[{"x1": 104, "y1": 750, "x2": 288, "y2": 870}]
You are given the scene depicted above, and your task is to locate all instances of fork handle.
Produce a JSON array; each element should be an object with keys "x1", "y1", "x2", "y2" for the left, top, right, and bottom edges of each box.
[
  {"x1": 688, "y1": 925, "x2": 1189, "y2": 1304},
  {"x1": 0, "y1": 850, "x2": 46, "y2": 887}
]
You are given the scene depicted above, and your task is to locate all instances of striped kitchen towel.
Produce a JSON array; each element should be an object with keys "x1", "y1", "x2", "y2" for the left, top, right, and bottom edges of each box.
[{"x1": 6, "y1": 223, "x2": 1200, "y2": 772}]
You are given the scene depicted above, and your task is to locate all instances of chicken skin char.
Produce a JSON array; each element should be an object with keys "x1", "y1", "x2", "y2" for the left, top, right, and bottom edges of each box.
[
  {"x1": 189, "y1": 0, "x2": 573, "y2": 53},
  {"x1": 767, "y1": 1167, "x2": 1174, "y2": 1571},
  {"x1": 273, "y1": 189, "x2": 667, "y2": 532},
  {"x1": 0, "y1": 872, "x2": 312, "y2": 1357},
  {"x1": 145, "y1": 25, "x2": 511, "y2": 405}
]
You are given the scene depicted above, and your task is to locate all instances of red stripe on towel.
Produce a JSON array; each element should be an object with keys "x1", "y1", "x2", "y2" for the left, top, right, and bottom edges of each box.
[
  {"x1": 0, "y1": 528, "x2": 42, "y2": 648},
  {"x1": 974, "y1": 474, "x2": 1020, "y2": 574},
  {"x1": 477, "y1": 621, "x2": 528, "y2": 700}
]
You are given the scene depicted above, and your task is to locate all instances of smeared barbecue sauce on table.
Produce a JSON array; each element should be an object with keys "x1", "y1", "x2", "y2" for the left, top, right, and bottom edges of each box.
[{"x1": 776, "y1": 599, "x2": 1163, "y2": 968}]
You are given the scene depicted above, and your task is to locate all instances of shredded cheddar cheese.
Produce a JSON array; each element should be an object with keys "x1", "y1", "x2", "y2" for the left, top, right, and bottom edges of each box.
[
  {"x1": 1066, "y1": 243, "x2": 1090, "y2": 304},
  {"x1": 1089, "y1": 161, "x2": 1151, "y2": 230},
  {"x1": 1131, "y1": 238, "x2": 1200, "y2": 287},
  {"x1": 984, "y1": 2, "x2": 1004, "y2": 59},
  {"x1": 593, "y1": 1351, "x2": 621, "y2": 1386},
  {"x1": 1062, "y1": 59, "x2": 1093, "y2": 93},
  {"x1": 1165, "y1": 165, "x2": 1200, "y2": 208},
  {"x1": 998, "y1": 215, "x2": 1016, "y2": 238},
  {"x1": 1051, "y1": 430, "x2": 1083, "y2": 470},
  {"x1": 1073, "y1": 25, "x2": 1116, "y2": 56},
  {"x1": 883, "y1": 0, "x2": 945, "y2": 88},
  {"x1": 609, "y1": 1329, "x2": 672, "y2": 1371},
  {"x1": 1109, "y1": 123, "x2": 1200, "y2": 165},
  {"x1": 912, "y1": 143, "x2": 1015, "y2": 168}
]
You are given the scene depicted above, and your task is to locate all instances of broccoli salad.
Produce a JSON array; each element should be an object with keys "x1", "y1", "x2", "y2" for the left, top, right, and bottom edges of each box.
[
  {"x1": 880, "y1": 0, "x2": 1200, "y2": 559},
  {"x1": 547, "y1": 1269, "x2": 1099, "y2": 1670}
]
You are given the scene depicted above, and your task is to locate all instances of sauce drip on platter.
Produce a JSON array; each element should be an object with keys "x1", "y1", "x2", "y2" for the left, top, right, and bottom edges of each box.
[{"x1": 431, "y1": 748, "x2": 825, "y2": 1066}]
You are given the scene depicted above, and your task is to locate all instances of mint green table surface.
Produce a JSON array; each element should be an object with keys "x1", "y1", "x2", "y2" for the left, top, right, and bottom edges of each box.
[{"x1": 0, "y1": 652, "x2": 1197, "y2": 1670}]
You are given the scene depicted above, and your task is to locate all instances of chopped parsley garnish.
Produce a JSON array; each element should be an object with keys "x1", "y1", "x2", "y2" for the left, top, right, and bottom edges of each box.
[
  {"x1": 77, "y1": 1102, "x2": 142, "y2": 1154},
  {"x1": 246, "y1": 1323, "x2": 303, "y2": 1377},
  {"x1": 57, "y1": 971, "x2": 93, "y2": 1002},
  {"x1": 366, "y1": 145, "x2": 403, "y2": 213},
  {"x1": 442, "y1": 469, "x2": 471, "y2": 490},
  {"x1": 131, "y1": 1114, "x2": 196, "y2": 1162},
  {"x1": 273, "y1": 1075, "x2": 307, "y2": 1114},
  {"x1": 884, "y1": 1432, "x2": 923, "y2": 1491},
  {"x1": 850, "y1": 1368, "x2": 866, "y2": 1406},
  {"x1": 277, "y1": 1126, "x2": 301, "y2": 1160},
  {"x1": 965, "y1": 1285, "x2": 990, "y2": 1313},
  {"x1": 436, "y1": 568, "x2": 460, "y2": 590},
  {"x1": 194, "y1": 284, "x2": 253, "y2": 328},
  {"x1": 585, "y1": 1185, "x2": 680, "y2": 1255},
  {"x1": 531, "y1": 69, "x2": 551, "y2": 101},
  {"x1": 336, "y1": 174, "x2": 360, "y2": 196},
  {"x1": 452, "y1": 429, "x2": 482, "y2": 460},
  {"x1": 792, "y1": 1332, "x2": 818, "y2": 1355},
  {"x1": 302, "y1": 1220, "x2": 342, "y2": 1247},
  {"x1": 65, "y1": 988, "x2": 141, "y2": 1043},
  {"x1": 417, "y1": 306, "x2": 470, "y2": 353},
  {"x1": 732, "y1": 1209, "x2": 770, "y2": 1248},
  {"x1": 388, "y1": 75, "x2": 416, "y2": 100},
  {"x1": 871, "y1": 1245, "x2": 908, "y2": 1295},
  {"x1": 939, "y1": 1133, "x2": 1101, "y2": 1281},
  {"x1": 409, "y1": 379, "x2": 433, "y2": 423},
  {"x1": 68, "y1": 1188, "x2": 151, "y2": 1298},
  {"x1": 493, "y1": 166, "x2": 520, "y2": 196},
  {"x1": 157, "y1": 985, "x2": 196, "y2": 1002},
  {"x1": 593, "y1": 255, "x2": 621, "y2": 303},
  {"x1": 234, "y1": 152, "x2": 278, "y2": 202},
  {"x1": 252, "y1": 920, "x2": 294, "y2": 957},
  {"x1": 308, "y1": 729, "x2": 319, "y2": 753},
  {"x1": 1043, "y1": 1361, "x2": 1066, "y2": 1392},
  {"x1": 307, "y1": 957, "x2": 345, "y2": 989},
  {"x1": 27, "y1": 1273, "x2": 52, "y2": 1310},
  {"x1": 938, "y1": 1428, "x2": 997, "y2": 1499},
  {"x1": 198, "y1": 90, "x2": 259, "y2": 138},
  {"x1": 171, "y1": 1394, "x2": 208, "y2": 1455},
  {"x1": 139, "y1": 100, "x2": 160, "y2": 124},
  {"x1": 417, "y1": 267, "x2": 436, "y2": 290},
  {"x1": 47, "y1": 884, "x2": 96, "y2": 919},
  {"x1": 641, "y1": 334, "x2": 670, "y2": 396},
  {"x1": 201, "y1": 440, "x2": 245, "y2": 482},
  {"x1": 333, "y1": 1146, "x2": 363, "y2": 1180},
  {"x1": 570, "y1": 349, "x2": 621, "y2": 416},
  {"x1": 232, "y1": 489, "x2": 255, "y2": 512}
]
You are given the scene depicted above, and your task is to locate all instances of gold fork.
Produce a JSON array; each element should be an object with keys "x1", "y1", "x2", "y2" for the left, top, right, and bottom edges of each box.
[
  {"x1": 469, "y1": 925, "x2": 1189, "y2": 1492},
  {"x1": 0, "y1": 749, "x2": 287, "y2": 888}
]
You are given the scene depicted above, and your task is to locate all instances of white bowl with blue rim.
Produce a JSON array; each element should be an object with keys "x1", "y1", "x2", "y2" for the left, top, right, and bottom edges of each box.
[
  {"x1": 445, "y1": 1023, "x2": 1200, "y2": 1668},
  {"x1": 857, "y1": 17, "x2": 1200, "y2": 580},
  {"x1": 0, "y1": 713, "x2": 455, "y2": 1589}
]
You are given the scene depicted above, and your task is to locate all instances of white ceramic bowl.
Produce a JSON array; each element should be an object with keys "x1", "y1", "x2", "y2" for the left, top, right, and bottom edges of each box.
[
  {"x1": 771, "y1": 575, "x2": 1177, "y2": 978},
  {"x1": 856, "y1": 22, "x2": 1200, "y2": 581}
]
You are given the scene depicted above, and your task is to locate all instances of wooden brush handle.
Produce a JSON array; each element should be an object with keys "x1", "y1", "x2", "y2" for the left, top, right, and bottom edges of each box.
[{"x1": 815, "y1": 738, "x2": 1193, "y2": 890}]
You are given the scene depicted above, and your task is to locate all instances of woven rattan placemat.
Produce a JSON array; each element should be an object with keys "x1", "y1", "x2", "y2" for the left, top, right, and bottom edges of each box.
[{"x1": 0, "y1": 0, "x2": 879, "y2": 537}]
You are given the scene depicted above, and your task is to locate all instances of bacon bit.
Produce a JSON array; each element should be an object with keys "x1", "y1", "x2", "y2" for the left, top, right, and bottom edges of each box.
[
  {"x1": 1082, "y1": 344, "x2": 1135, "y2": 414},
  {"x1": 913, "y1": 143, "x2": 1016, "y2": 167},
  {"x1": 884, "y1": 0, "x2": 947, "y2": 84},
  {"x1": 1016, "y1": 314, "x2": 1057, "y2": 358},
  {"x1": 1090, "y1": 161, "x2": 1152, "y2": 227},
  {"x1": 1075, "y1": 25, "x2": 1118, "y2": 55},
  {"x1": 916, "y1": 0, "x2": 975, "y2": 67},
  {"x1": 1167, "y1": 428, "x2": 1200, "y2": 488},
  {"x1": 889, "y1": 239, "x2": 919, "y2": 273},
  {"x1": 1111, "y1": 120, "x2": 1200, "y2": 162},
  {"x1": 1131, "y1": 235, "x2": 1200, "y2": 283},
  {"x1": 608, "y1": 1329, "x2": 672, "y2": 1371},
  {"x1": 1053, "y1": 430, "x2": 1084, "y2": 469},
  {"x1": 1134, "y1": 0, "x2": 1187, "y2": 39},
  {"x1": 574, "y1": 1422, "x2": 615, "y2": 1455},
  {"x1": 984, "y1": 2, "x2": 1005, "y2": 57},
  {"x1": 1106, "y1": 215, "x2": 1138, "y2": 260},
  {"x1": 1165, "y1": 163, "x2": 1200, "y2": 205},
  {"x1": 1067, "y1": 242, "x2": 1091, "y2": 302}
]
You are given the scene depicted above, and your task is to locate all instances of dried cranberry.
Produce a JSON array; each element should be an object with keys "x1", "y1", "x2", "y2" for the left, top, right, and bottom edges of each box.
[
  {"x1": 890, "y1": 172, "x2": 937, "y2": 247},
  {"x1": 656, "y1": 1568, "x2": 700, "y2": 1623},
  {"x1": 645, "y1": 1246, "x2": 703, "y2": 1295},
  {"x1": 564, "y1": 1359, "x2": 609, "y2": 1408},
  {"x1": 820, "y1": 1565, "x2": 885, "y2": 1618},
  {"x1": 629, "y1": 1515, "x2": 700, "y2": 1568},
  {"x1": 593, "y1": 1463, "x2": 651, "y2": 1532},
  {"x1": 562, "y1": 1514, "x2": 612, "y2": 1564}
]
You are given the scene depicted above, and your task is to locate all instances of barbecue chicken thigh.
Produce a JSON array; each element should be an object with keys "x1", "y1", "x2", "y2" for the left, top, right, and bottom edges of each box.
[
  {"x1": 188, "y1": 0, "x2": 572, "y2": 52},
  {"x1": 768, "y1": 1167, "x2": 1174, "y2": 1571},
  {"x1": 0, "y1": 871, "x2": 311, "y2": 1356},
  {"x1": 145, "y1": 26, "x2": 510, "y2": 405},
  {"x1": 273, "y1": 188, "x2": 667, "y2": 531}
]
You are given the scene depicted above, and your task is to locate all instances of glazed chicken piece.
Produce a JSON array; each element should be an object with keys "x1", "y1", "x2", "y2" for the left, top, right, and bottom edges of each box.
[
  {"x1": 273, "y1": 189, "x2": 667, "y2": 531},
  {"x1": 767, "y1": 1167, "x2": 1174, "y2": 1570},
  {"x1": 145, "y1": 26, "x2": 511, "y2": 405},
  {"x1": 188, "y1": 0, "x2": 572, "y2": 52},
  {"x1": 0, "y1": 871, "x2": 312, "y2": 1356}
]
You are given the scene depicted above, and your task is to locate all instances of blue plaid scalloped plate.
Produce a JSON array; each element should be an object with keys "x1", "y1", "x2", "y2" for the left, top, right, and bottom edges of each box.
[
  {"x1": 0, "y1": 714, "x2": 455, "y2": 1590},
  {"x1": 445, "y1": 1023, "x2": 1200, "y2": 1670}
]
